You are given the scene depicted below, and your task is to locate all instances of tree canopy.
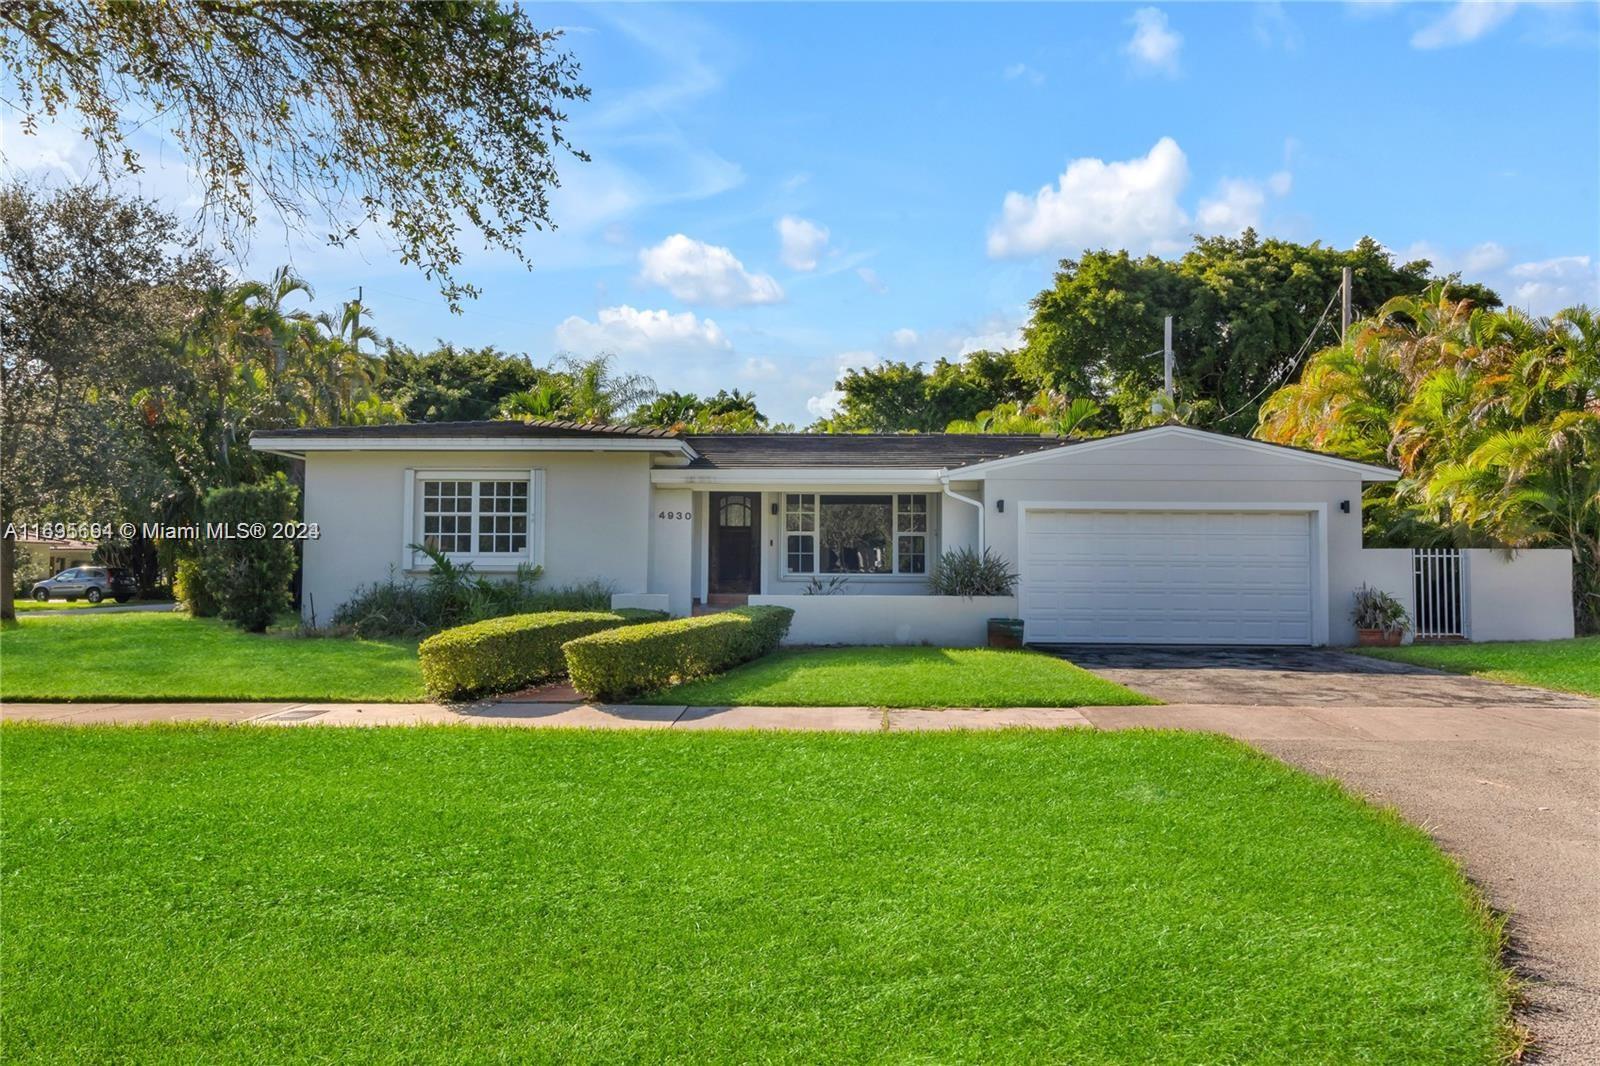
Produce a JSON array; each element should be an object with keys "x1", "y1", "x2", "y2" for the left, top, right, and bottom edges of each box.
[
  {"x1": 1, "y1": 1, "x2": 589, "y2": 308},
  {"x1": 1259, "y1": 286, "x2": 1598, "y2": 633}
]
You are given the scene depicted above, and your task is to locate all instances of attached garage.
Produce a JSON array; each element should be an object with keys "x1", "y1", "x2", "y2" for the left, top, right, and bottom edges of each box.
[{"x1": 1020, "y1": 508, "x2": 1318, "y2": 645}]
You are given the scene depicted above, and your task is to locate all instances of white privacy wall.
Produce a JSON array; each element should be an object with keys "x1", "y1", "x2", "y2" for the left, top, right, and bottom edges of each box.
[
  {"x1": 749, "y1": 595, "x2": 1016, "y2": 646},
  {"x1": 299, "y1": 449, "x2": 653, "y2": 619},
  {"x1": 1464, "y1": 549, "x2": 1574, "y2": 641}
]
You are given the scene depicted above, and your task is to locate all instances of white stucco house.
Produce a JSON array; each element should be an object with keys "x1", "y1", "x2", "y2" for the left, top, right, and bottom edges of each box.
[{"x1": 250, "y1": 420, "x2": 1575, "y2": 647}]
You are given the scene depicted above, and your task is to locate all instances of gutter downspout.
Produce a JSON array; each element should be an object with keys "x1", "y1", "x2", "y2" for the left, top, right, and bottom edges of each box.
[{"x1": 939, "y1": 471, "x2": 984, "y2": 554}]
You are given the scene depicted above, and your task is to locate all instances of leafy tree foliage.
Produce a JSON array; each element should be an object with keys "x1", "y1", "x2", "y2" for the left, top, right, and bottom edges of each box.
[
  {"x1": 819, "y1": 351, "x2": 1032, "y2": 432},
  {"x1": 2, "y1": 1, "x2": 589, "y2": 308},
  {"x1": 0, "y1": 184, "x2": 404, "y2": 619},
  {"x1": 1018, "y1": 232, "x2": 1501, "y2": 434},
  {"x1": 945, "y1": 394, "x2": 1103, "y2": 437},
  {"x1": 495, "y1": 355, "x2": 657, "y2": 425},
  {"x1": 197, "y1": 475, "x2": 299, "y2": 632},
  {"x1": 1259, "y1": 287, "x2": 1599, "y2": 633},
  {"x1": 630, "y1": 389, "x2": 784, "y2": 433},
  {"x1": 380, "y1": 344, "x2": 544, "y2": 423}
]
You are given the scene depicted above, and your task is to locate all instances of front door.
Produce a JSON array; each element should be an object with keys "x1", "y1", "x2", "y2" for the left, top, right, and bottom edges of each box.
[{"x1": 709, "y1": 492, "x2": 760, "y2": 594}]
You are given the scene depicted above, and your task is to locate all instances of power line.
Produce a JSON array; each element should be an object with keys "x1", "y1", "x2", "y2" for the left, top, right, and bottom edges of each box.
[{"x1": 1216, "y1": 286, "x2": 1342, "y2": 423}]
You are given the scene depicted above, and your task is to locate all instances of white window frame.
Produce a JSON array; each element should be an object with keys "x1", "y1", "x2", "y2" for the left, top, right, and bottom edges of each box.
[
  {"x1": 401, "y1": 468, "x2": 544, "y2": 571},
  {"x1": 780, "y1": 492, "x2": 934, "y2": 579}
]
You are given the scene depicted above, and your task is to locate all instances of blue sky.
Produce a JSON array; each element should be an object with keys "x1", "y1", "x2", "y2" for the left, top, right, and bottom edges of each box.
[{"x1": 6, "y1": 1, "x2": 1598, "y2": 424}]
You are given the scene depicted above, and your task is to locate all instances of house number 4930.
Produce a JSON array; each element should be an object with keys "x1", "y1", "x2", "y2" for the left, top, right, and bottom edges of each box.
[{"x1": 658, "y1": 510, "x2": 692, "y2": 520}]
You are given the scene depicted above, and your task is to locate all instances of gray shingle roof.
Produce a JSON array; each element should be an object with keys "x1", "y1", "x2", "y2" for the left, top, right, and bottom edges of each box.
[
  {"x1": 680, "y1": 434, "x2": 1074, "y2": 469},
  {"x1": 252, "y1": 419, "x2": 679, "y2": 440}
]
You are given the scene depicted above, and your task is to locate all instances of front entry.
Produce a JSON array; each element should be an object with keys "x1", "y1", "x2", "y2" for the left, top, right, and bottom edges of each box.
[{"x1": 709, "y1": 492, "x2": 761, "y2": 594}]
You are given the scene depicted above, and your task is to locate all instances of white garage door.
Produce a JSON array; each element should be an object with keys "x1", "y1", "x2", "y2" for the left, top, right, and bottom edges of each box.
[{"x1": 1021, "y1": 510, "x2": 1314, "y2": 645}]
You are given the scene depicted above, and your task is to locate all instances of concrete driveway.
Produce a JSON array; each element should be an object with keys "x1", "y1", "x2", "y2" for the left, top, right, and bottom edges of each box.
[{"x1": 1045, "y1": 644, "x2": 1600, "y2": 1063}]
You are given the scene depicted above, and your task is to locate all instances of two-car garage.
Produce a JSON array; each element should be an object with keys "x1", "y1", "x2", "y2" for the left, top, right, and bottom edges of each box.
[{"x1": 1019, "y1": 508, "x2": 1317, "y2": 645}]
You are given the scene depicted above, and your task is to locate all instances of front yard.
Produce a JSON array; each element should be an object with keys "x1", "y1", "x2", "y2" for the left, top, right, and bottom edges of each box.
[
  {"x1": 1357, "y1": 636, "x2": 1600, "y2": 698},
  {"x1": 0, "y1": 611, "x2": 422, "y2": 702},
  {"x1": 641, "y1": 646, "x2": 1153, "y2": 707},
  {"x1": 1, "y1": 725, "x2": 1511, "y2": 1063}
]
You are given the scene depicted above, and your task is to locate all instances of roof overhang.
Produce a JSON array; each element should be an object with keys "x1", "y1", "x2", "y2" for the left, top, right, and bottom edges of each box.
[
  {"x1": 948, "y1": 425, "x2": 1401, "y2": 482},
  {"x1": 651, "y1": 467, "x2": 945, "y2": 489},
  {"x1": 249, "y1": 434, "x2": 698, "y2": 460}
]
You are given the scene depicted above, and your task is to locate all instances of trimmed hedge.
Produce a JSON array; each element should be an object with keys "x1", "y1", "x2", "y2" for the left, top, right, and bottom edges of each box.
[
  {"x1": 562, "y1": 605, "x2": 794, "y2": 702},
  {"x1": 419, "y1": 609, "x2": 666, "y2": 701}
]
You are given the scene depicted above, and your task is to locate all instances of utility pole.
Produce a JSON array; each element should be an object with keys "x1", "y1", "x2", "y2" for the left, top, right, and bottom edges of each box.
[
  {"x1": 1163, "y1": 315, "x2": 1174, "y2": 400},
  {"x1": 1340, "y1": 267, "x2": 1352, "y2": 345}
]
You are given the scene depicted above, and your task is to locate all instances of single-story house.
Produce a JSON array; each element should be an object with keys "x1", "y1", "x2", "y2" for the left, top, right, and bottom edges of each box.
[
  {"x1": 17, "y1": 537, "x2": 97, "y2": 576},
  {"x1": 250, "y1": 421, "x2": 1575, "y2": 646}
]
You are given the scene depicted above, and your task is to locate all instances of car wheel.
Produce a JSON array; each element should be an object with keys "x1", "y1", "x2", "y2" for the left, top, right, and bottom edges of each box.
[
  {"x1": 86, "y1": 588, "x2": 103, "y2": 603},
  {"x1": 32, "y1": 588, "x2": 49, "y2": 602}
]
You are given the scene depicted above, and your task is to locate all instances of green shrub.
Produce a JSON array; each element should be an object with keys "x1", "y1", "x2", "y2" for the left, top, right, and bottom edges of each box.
[
  {"x1": 330, "y1": 556, "x2": 614, "y2": 638},
  {"x1": 197, "y1": 476, "x2": 299, "y2": 632},
  {"x1": 563, "y1": 605, "x2": 794, "y2": 702},
  {"x1": 173, "y1": 557, "x2": 218, "y2": 617},
  {"x1": 419, "y1": 609, "x2": 666, "y2": 701},
  {"x1": 929, "y1": 546, "x2": 1018, "y2": 597}
]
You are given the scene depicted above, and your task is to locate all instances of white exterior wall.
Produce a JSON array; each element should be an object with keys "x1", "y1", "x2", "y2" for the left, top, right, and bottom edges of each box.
[
  {"x1": 300, "y1": 449, "x2": 652, "y2": 619},
  {"x1": 978, "y1": 433, "x2": 1369, "y2": 645},
  {"x1": 648, "y1": 487, "x2": 695, "y2": 616},
  {"x1": 1465, "y1": 549, "x2": 1575, "y2": 641},
  {"x1": 750, "y1": 594, "x2": 1016, "y2": 646},
  {"x1": 1349, "y1": 548, "x2": 1416, "y2": 644}
]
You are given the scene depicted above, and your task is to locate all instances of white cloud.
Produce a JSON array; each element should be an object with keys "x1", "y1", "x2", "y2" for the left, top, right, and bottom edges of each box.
[
  {"x1": 805, "y1": 390, "x2": 846, "y2": 418},
  {"x1": 959, "y1": 325, "x2": 1025, "y2": 355},
  {"x1": 637, "y1": 234, "x2": 783, "y2": 307},
  {"x1": 1124, "y1": 8, "x2": 1182, "y2": 76},
  {"x1": 891, "y1": 328, "x2": 920, "y2": 348},
  {"x1": 857, "y1": 266, "x2": 888, "y2": 294},
  {"x1": 554, "y1": 305, "x2": 730, "y2": 355},
  {"x1": 1411, "y1": 1, "x2": 1517, "y2": 49},
  {"x1": 1507, "y1": 256, "x2": 1599, "y2": 315},
  {"x1": 1003, "y1": 62, "x2": 1045, "y2": 86},
  {"x1": 1196, "y1": 169, "x2": 1293, "y2": 235},
  {"x1": 987, "y1": 137, "x2": 1190, "y2": 258},
  {"x1": 1464, "y1": 241, "x2": 1510, "y2": 273},
  {"x1": 741, "y1": 356, "x2": 781, "y2": 380},
  {"x1": 1253, "y1": 3, "x2": 1302, "y2": 50},
  {"x1": 776, "y1": 216, "x2": 830, "y2": 271}
]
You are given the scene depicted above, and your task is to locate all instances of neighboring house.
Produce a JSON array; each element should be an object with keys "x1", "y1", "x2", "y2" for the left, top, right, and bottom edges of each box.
[
  {"x1": 17, "y1": 537, "x2": 97, "y2": 576},
  {"x1": 250, "y1": 421, "x2": 1575, "y2": 646}
]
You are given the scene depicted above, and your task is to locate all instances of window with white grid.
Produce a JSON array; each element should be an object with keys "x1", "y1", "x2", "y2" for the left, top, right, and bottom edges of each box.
[
  {"x1": 781, "y1": 492, "x2": 931, "y2": 577},
  {"x1": 414, "y1": 473, "x2": 536, "y2": 564}
]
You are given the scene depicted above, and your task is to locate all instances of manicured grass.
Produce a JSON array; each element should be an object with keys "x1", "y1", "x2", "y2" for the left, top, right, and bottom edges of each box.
[
  {"x1": 641, "y1": 645, "x2": 1155, "y2": 707},
  {"x1": 10, "y1": 597, "x2": 161, "y2": 612},
  {"x1": 1, "y1": 726, "x2": 1510, "y2": 1063},
  {"x1": 0, "y1": 611, "x2": 421, "y2": 701},
  {"x1": 1357, "y1": 636, "x2": 1600, "y2": 697}
]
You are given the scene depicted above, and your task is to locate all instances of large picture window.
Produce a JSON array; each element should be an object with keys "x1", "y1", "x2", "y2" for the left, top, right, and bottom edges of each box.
[
  {"x1": 783, "y1": 493, "x2": 929, "y2": 576},
  {"x1": 412, "y1": 472, "x2": 536, "y2": 566}
]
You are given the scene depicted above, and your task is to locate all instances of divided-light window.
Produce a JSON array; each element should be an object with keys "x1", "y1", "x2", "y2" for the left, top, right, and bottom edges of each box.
[
  {"x1": 421, "y1": 478, "x2": 529, "y2": 557},
  {"x1": 783, "y1": 493, "x2": 928, "y2": 576}
]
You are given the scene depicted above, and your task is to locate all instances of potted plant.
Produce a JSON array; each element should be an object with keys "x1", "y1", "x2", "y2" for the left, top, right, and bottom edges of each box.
[
  {"x1": 929, "y1": 547, "x2": 1023, "y2": 648},
  {"x1": 1351, "y1": 584, "x2": 1410, "y2": 646}
]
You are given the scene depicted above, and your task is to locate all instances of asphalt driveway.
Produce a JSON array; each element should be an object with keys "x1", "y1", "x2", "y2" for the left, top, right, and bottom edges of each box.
[{"x1": 1045, "y1": 644, "x2": 1600, "y2": 1063}]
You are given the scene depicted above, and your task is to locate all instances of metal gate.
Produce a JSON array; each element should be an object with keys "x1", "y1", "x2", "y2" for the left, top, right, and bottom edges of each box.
[{"x1": 1413, "y1": 548, "x2": 1464, "y2": 639}]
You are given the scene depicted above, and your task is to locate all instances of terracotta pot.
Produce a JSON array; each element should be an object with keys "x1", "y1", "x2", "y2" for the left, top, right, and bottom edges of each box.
[{"x1": 1356, "y1": 628, "x2": 1403, "y2": 647}]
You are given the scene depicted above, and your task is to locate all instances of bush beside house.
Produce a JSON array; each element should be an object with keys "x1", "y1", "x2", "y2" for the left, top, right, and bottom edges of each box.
[
  {"x1": 197, "y1": 477, "x2": 299, "y2": 632},
  {"x1": 563, "y1": 605, "x2": 794, "y2": 702},
  {"x1": 419, "y1": 609, "x2": 667, "y2": 701}
]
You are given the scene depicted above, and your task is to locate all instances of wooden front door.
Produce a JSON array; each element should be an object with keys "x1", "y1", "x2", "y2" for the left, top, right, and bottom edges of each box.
[{"x1": 709, "y1": 492, "x2": 760, "y2": 594}]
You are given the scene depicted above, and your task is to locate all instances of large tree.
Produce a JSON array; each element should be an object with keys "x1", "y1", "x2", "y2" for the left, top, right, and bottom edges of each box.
[
  {"x1": 1259, "y1": 287, "x2": 1599, "y2": 633},
  {"x1": 2, "y1": 1, "x2": 589, "y2": 308},
  {"x1": 0, "y1": 183, "x2": 214, "y2": 619},
  {"x1": 379, "y1": 344, "x2": 542, "y2": 423},
  {"x1": 1018, "y1": 232, "x2": 1501, "y2": 434},
  {"x1": 819, "y1": 350, "x2": 1032, "y2": 433}
]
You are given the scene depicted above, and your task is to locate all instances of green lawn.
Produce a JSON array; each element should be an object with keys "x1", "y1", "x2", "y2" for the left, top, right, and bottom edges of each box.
[
  {"x1": 0, "y1": 726, "x2": 1511, "y2": 1063},
  {"x1": 0, "y1": 611, "x2": 422, "y2": 701},
  {"x1": 1357, "y1": 636, "x2": 1600, "y2": 697},
  {"x1": 641, "y1": 645, "x2": 1154, "y2": 707},
  {"x1": 11, "y1": 597, "x2": 162, "y2": 612}
]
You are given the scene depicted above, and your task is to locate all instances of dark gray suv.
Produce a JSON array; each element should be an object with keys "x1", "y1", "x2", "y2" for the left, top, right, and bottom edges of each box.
[{"x1": 30, "y1": 566, "x2": 137, "y2": 604}]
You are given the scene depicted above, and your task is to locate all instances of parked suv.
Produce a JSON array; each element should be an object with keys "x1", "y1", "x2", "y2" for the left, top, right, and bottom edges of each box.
[{"x1": 30, "y1": 566, "x2": 138, "y2": 604}]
